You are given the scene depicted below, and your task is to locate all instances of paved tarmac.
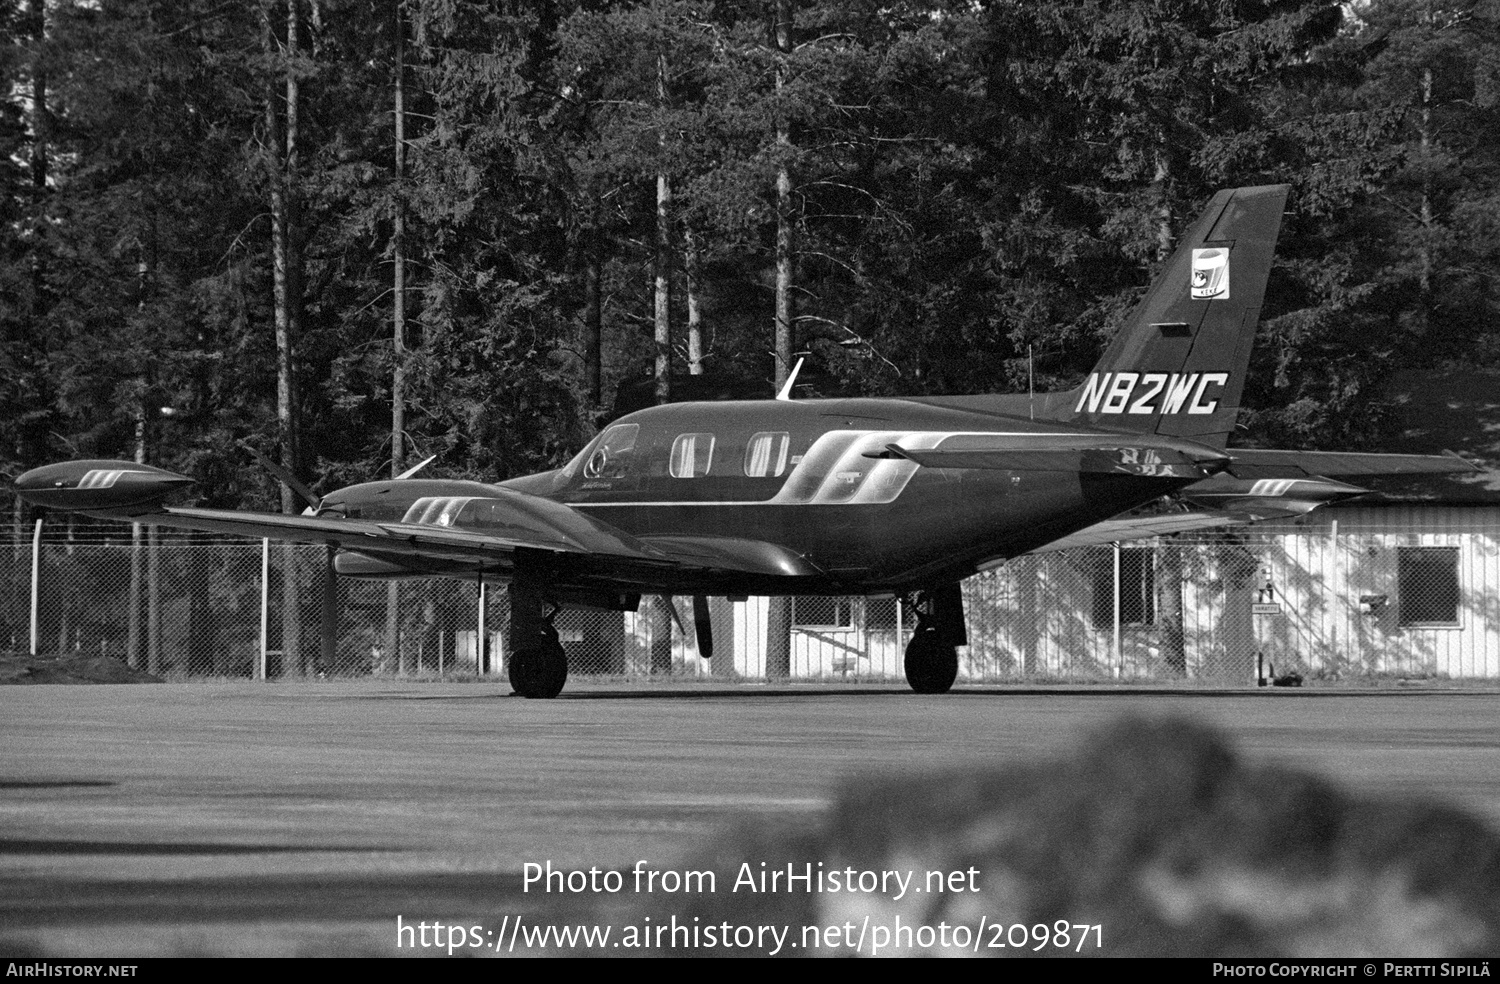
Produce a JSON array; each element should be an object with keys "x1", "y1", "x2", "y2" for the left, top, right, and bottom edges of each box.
[{"x1": 1, "y1": 680, "x2": 1497, "y2": 956}]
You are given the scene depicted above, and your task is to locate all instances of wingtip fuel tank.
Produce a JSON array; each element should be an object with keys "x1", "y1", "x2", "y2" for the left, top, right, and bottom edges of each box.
[{"x1": 13, "y1": 460, "x2": 194, "y2": 512}]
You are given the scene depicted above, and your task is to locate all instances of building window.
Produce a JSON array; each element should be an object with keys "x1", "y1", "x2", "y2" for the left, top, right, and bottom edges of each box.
[
  {"x1": 793, "y1": 597, "x2": 854, "y2": 631},
  {"x1": 1091, "y1": 547, "x2": 1155, "y2": 629},
  {"x1": 1398, "y1": 547, "x2": 1460, "y2": 626},
  {"x1": 669, "y1": 433, "x2": 715, "y2": 478},
  {"x1": 744, "y1": 432, "x2": 790, "y2": 477}
]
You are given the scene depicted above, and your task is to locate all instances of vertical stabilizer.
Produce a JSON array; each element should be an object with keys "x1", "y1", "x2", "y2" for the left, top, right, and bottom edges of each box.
[{"x1": 1044, "y1": 185, "x2": 1289, "y2": 449}]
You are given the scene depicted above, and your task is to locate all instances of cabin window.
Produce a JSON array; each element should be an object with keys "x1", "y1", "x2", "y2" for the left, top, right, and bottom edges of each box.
[
  {"x1": 793, "y1": 597, "x2": 854, "y2": 631},
  {"x1": 1091, "y1": 547, "x2": 1155, "y2": 628},
  {"x1": 669, "y1": 433, "x2": 715, "y2": 478},
  {"x1": 581, "y1": 423, "x2": 639, "y2": 480},
  {"x1": 1398, "y1": 547, "x2": 1460, "y2": 626},
  {"x1": 744, "y1": 432, "x2": 790, "y2": 477},
  {"x1": 401, "y1": 496, "x2": 474, "y2": 527}
]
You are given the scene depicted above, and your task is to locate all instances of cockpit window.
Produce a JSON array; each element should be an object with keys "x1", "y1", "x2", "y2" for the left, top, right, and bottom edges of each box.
[
  {"x1": 669, "y1": 433, "x2": 715, "y2": 478},
  {"x1": 581, "y1": 423, "x2": 640, "y2": 480},
  {"x1": 744, "y1": 432, "x2": 789, "y2": 477}
]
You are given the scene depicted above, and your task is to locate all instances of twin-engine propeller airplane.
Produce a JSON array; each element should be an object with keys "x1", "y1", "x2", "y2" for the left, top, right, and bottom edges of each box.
[{"x1": 14, "y1": 185, "x2": 1478, "y2": 697}]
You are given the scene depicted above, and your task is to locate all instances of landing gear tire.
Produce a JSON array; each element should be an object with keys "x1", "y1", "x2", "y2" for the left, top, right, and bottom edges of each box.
[
  {"x1": 509, "y1": 627, "x2": 568, "y2": 699},
  {"x1": 904, "y1": 627, "x2": 958, "y2": 694}
]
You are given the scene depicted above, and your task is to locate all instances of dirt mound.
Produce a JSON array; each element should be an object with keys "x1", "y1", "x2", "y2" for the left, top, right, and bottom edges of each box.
[{"x1": 0, "y1": 652, "x2": 163, "y2": 685}]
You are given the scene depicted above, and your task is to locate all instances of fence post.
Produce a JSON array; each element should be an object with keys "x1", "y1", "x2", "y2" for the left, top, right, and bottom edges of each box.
[
  {"x1": 257, "y1": 538, "x2": 269, "y2": 681},
  {"x1": 1112, "y1": 542, "x2": 1122, "y2": 677},
  {"x1": 28, "y1": 515, "x2": 41, "y2": 656},
  {"x1": 477, "y1": 578, "x2": 488, "y2": 675}
]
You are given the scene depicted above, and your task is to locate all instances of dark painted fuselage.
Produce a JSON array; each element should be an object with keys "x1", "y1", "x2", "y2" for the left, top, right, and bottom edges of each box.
[{"x1": 472, "y1": 395, "x2": 1198, "y2": 595}]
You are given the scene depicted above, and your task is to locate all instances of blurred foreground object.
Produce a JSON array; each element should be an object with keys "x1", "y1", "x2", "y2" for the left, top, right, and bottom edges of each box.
[{"x1": 608, "y1": 717, "x2": 1498, "y2": 957}]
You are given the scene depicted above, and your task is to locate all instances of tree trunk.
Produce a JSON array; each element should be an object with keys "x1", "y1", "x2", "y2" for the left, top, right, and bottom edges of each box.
[
  {"x1": 187, "y1": 530, "x2": 215, "y2": 674},
  {"x1": 55, "y1": 517, "x2": 73, "y2": 656},
  {"x1": 320, "y1": 545, "x2": 338, "y2": 673},
  {"x1": 685, "y1": 227, "x2": 703, "y2": 375},
  {"x1": 26, "y1": 0, "x2": 47, "y2": 310},
  {"x1": 654, "y1": 44, "x2": 672, "y2": 406},
  {"x1": 765, "y1": 596, "x2": 792, "y2": 680},
  {"x1": 765, "y1": 0, "x2": 796, "y2": 679},
  {"x1": 1152, "y1": 149, "x2": 1172, "y2": 270},
  {"x1": 147, "y1": 526, "x2": 161, "y2": 674},
  {"x1": 772, "y1": 0, "x2": 794, "y2": 391},
  {"x1": 127, "y1": 414, "x2": 146, "y2": 668},
  {"x1": 386, "y1": 0, "x2": 408, "y2": 673},
  {"x1": 650, "y1": 595, "x2": 674, "y2": 674},
  {"x1": 392, "y1": 0, "x2": 407, "y2": 477},
  {"x1": 1157, "y1": 540, "x2": 1186, "y2": 676},
  {"x1": 265, "y1": 1, "x2": 302, "y2": 675},
  {"x1": 19, "y1": 0, "x2": 48, "y2": 651},
  {"x1": 584, "y1": 220, "x2": 603, "y2": 411},
  {"x1": 1417, "y1": 63, "x2": 1433, "y2": 327},
  {"x1": 1150, "y1": 154, "x2": 1187, "y2": 676}
]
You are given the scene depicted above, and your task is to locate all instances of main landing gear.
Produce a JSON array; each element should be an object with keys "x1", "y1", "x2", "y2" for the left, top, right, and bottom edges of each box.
[
  {"x1": 508, "y1": 585, "x2": 568, "y2": 699},
  {"x1": 903, "y1": 584, "x2": 966, "y2": 694}
]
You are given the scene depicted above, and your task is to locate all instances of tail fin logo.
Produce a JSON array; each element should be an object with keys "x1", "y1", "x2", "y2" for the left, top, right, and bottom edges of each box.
[
  {"x1": 1191, "y1": 248, "x2": 1230, "y2": 299},
  {"x1": 1074, "y1": 371, "x2": 1230, "y2": 416}
]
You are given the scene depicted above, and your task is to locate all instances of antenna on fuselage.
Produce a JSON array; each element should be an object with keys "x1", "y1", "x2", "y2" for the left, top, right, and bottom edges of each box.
[
  {"x1": 775, "y1": 357, "x2": 804, "y2": 401},
  {"x1": 395, "y1": 454, "x2": 437, "y2": 480}
]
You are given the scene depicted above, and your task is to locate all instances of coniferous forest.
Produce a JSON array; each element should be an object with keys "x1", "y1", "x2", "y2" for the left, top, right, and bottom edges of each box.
[{"x1": 2, "y1": 0, "x2": 1497, "y2": 515}]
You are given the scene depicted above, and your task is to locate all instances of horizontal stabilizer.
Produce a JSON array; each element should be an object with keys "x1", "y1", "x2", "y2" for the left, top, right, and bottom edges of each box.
[
  {"x1": 1011, "y1": 513, "x2": 1243, "y2": 558},
  {"x1": 1181, "y1": 474, "x2": 1370, "y2": 518},
  {"x1": 1224, "y1": 449, "x2": 1480, "y2": 479}
]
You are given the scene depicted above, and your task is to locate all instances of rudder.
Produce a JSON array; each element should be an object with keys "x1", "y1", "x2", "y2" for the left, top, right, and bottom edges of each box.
[{"x1": 1045, "y1": 185, "x2": 1289, "y2": 449}]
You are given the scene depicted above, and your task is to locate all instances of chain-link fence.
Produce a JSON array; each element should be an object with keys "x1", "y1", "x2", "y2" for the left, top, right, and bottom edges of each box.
[{"x1": 4, "y1": 514, "x2": 1497, "y2": 682}]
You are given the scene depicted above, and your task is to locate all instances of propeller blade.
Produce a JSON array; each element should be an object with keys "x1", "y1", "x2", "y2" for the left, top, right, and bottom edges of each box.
[
  {"x1": 662, "y1": 596, "x2": 687, "y2": 636},
  {"x1": 238, "y1": 441, "x2": 320, "y2": 511}
]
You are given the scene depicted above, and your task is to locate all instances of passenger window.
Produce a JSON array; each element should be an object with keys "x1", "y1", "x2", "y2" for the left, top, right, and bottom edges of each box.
[
  {"x1": 669, "y1": 433, "x2": 715, "y2": 478},
  {"x1": 582, "y1": 423, "x2": 639, "y2": 480},
  {"x1": 744, "y1": 432, "x2": 789, "y2": 477}
]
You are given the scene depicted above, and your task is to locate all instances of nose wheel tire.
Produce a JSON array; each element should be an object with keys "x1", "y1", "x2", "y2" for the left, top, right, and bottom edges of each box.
[{"x1": 904, "y1": 627, "x2": 958, "y2": 694}]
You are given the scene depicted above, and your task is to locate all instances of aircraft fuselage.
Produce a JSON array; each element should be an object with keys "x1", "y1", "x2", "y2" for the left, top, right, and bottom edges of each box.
[{"x1": 317, "y1": 397, "x2": 1206, "y2": 597}]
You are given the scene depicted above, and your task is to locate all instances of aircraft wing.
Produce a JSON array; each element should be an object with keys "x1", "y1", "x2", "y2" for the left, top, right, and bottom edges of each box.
[
  {"x1": 12, "y1": 460, "x2": 817, "y2": 580},
  {"x1": 142, "y1": 506, "x2": 658, "y2": 561}
]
